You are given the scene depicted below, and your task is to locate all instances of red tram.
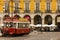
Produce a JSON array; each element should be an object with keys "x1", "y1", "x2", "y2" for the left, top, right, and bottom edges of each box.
[{"x1": 1, "y1": 17, "x2": 30, "y2": 36}]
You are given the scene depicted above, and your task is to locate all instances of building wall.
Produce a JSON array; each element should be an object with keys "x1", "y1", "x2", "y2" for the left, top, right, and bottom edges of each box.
[
  {"x1": 0, "y1": 0, "x2": 60, "y2": 28},
  {"x1": 0, "y1": 0, "x2": 58, "y2": 13},
  {"x1": 51, "y1": 0, "x2": 57, "y2": 13},
  {"x1": 40, "y1": 0, "x2": 46, "y2": 12},
  {"x1": 30, "y1": 0, "x2": 35, "y2": 13},
  {"x1": 0, "y1": 0, "x2": 4, "y2": 13},
  {"x1": 20, "y1": 0, "x2": 24, "y2": 13}
]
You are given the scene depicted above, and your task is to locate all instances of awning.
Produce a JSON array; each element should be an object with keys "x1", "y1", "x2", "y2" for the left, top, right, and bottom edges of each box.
[
  {"x1": 29, "y1": 24, "x2": 35, "y2": 26},
  {"x1": 35, "y1": 24, "x2": 41, "y2": 27}
]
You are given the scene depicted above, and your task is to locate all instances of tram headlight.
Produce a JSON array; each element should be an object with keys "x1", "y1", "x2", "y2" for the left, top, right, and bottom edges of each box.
[
  {"x1": 1, "y1": 24, "x2": 4, "y2": 26},
  {"x1": 7, "y1": 25, "x2": 9, "y2": 27}
]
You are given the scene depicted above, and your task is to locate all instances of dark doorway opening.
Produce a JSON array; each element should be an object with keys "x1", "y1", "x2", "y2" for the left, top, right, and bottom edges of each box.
[
  {"x1": 44, "y1": 15, "x2": 52, "y2": 25},
  {"x1": 34, "y1": 15, "x2": 42, "y2": 25}
]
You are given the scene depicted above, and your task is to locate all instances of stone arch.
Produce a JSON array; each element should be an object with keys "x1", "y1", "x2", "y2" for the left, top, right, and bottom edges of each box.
[
  {"x1": 34, "y1": 15, "x2": 42, "y2": 25},
  {"x1": 3, "y1": 15, "x2": 10, "y2": 20},
  {"x1": 3, "y1": 15, "x2": 10, "y2": 18},
  {"x1": 44, "y1": 15, "x2": 52, "y2": 25},
  {"x1": 24, "y1": 15, "x2": 31, "y2": 23},
  {"x1": 14, "y1": 15, "x2": 20, "y2": 19}
]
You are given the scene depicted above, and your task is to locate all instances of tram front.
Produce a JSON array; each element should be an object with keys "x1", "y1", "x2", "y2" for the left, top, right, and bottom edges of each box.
[{"x1": 1, "y1": 17, "x2": 16, "y2": 36}]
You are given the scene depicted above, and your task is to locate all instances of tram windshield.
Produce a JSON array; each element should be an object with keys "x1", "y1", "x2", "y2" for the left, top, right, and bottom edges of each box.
[
  {"x1": 3, "y1": 22, "x2": 15, "y2": 28},
  {"x1": 18, "y1": 23, "x2": 29, "y2": 28}
]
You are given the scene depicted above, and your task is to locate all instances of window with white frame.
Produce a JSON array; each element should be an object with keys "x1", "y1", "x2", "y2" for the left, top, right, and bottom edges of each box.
[
  {"x1": 58, "y1": 4, "x2": 60, "y2": 10},
  {"x1": 36, "y1": 3, "x2": 39, "y2": 10},
  {"x1": 46, "y1": 3, "x2": 50, "y2": 11},
  {"x1": 4, "y1": 3, "x2": 9, "y2": 13},
  {"x1": 57, "y1": 0, "x2": 60, "y2": 3},
  {"x1": 25, "y1": 3, "x2": 29, "y2": 10},
  {"x1": 14, "y1": 3, "x2": 19, "y2": 13},
  {"x1": 46, "y1": 0, "x2": 52, "y2": 2}
]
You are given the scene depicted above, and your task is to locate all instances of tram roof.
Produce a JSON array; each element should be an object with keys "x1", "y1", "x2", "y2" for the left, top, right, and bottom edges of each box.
[{"x1": 3, "y1": 17, "x2": 30, "y2": 23}]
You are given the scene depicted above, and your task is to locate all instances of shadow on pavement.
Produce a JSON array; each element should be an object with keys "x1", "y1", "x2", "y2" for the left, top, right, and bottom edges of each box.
[{"x1": 2, "y1": 33, "x2": 29, "y2": 38}]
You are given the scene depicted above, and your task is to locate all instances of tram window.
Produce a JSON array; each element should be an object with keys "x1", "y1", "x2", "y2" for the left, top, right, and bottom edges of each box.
[
  {"x1": 25, "y1": 23, "x2": 28, "y2": 27},
  {"x1": 4, "y1": 22, "x2": 7, "y2": 27},
  {"x1": 4, "y1": 22, "x2": 10, "y2": 28},
  {"x1": 6, "y1": 23, "x2": 9, "y2": 27},
  {"x1": 9, "y1": 22, "x2": 13, "y2": 27},
  {"x1": 23, "y1": 24, "x2": 25, "y2": 27},
  {"x1": 23, "y1": 23, "x2": 29, "y2": 28},
  {"x1": 18, "y1": 23, "x2": 29, "y2": 28},
  {"x1": 13, "y1": 23, "x2": 16, "y2": 27},
  {"x1": 27, "y1": 24, "x2": 29, "y2": 27},
  {"x1": 18, "y1": 23, "x2": 23, "y2": 28}
]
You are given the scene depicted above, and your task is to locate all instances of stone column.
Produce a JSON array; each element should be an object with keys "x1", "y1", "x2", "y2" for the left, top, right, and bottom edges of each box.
[
  {"x1": 42, "y1": 18, "x2": 44, "y2": 25},
  {"x1": 52, "y1": 18, "x2": 55, "y2": 25},
  {"x1": 42, "y1": 13, "x2": 44, "y2": 25},
  {"x1": 31, "y1": 18, "x2": 34, "y2": 24},
  {"x1": 51, "y1": 17, "x2": 56, "y2": 30}
]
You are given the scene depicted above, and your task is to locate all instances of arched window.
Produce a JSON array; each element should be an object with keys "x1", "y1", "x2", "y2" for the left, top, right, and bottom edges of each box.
[
  {"x1": 34, "y1": 15, "x2": 42, "y2": 25},
  {"x1": 24, "y1": 15, "x2": 31, "y2": 23},
  {"x1": 3, "y1": 15, "x2": 10, "y2": 20},
  {"x1": 4, "y1": 15, "x2": 10, "y2": 18},
  {"x1": 45, "y1": 15, "x2": 52, "y2": 25},
  {"x1": 14, "y1": 15, "x2": 20, "y2": 19}
]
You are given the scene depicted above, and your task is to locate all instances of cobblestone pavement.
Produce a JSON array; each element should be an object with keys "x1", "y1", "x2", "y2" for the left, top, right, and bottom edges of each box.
[{"x1": 0, "y1": 31, "x2": 60, "y2": 40}]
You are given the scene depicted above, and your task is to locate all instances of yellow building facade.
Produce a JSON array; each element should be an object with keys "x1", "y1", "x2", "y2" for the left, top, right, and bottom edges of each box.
[{"x1": 0, "y1": 0, "x2": 58, "y2": 13}]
